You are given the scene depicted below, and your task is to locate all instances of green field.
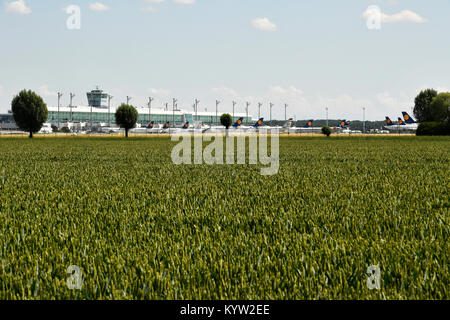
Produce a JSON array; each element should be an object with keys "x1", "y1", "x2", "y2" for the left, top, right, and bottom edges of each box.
[{"x1": 0, "y1": 136, "x2": 448, "y2": 299}]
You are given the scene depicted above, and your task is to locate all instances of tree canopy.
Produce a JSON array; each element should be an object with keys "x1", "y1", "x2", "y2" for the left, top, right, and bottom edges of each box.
[
  {"x1": 115, "y1": 104, "x2": 138, "y2": 138},
  {"x1": 413, "y1": 89, "x2": 438, "y2": 123},
  {"x1": 430, "y1": 92, "x2": 450, "y2": 123},
  {"x1": 321, "y1": 126, "x2": 332, "y2": 137},
  {"x1": 220, "y1": 113, "x2": 233, "y2": 130},
  {"x1": 11, "y1": 89, "x2": 48, "y2": 138}
]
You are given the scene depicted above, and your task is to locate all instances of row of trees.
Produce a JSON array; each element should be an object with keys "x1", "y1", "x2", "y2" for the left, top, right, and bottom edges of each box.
[
  {"x1": 10, "y1": 89, "x2": 234, "y2": 138},
  {"x1": 414, "y1": 89, "x2": 450, "y2": 136}
]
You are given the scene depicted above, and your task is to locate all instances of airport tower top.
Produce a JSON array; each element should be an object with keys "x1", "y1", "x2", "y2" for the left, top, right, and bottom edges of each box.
[{"x1": 87, "y1": 86, "x2": 108, "y2": 109}]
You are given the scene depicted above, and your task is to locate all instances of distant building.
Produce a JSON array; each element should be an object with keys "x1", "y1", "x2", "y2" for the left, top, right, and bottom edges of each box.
[
  {"x1": 0, "y1": 88, "x2": 252, "y2": 130},
  {"x1": 0, "y1": 112, "x2": 18, "y2": 131}
]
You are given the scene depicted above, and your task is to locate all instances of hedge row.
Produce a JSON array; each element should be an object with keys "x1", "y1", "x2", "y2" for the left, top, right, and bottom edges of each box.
[{"x1": 416, "y1": 122, "x2": 450, "y2": 136}]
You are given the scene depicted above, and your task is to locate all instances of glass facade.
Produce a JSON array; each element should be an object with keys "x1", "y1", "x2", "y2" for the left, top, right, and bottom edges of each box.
[{"x1": 47, "y1": 111, "x2": 252, "y2": 126}]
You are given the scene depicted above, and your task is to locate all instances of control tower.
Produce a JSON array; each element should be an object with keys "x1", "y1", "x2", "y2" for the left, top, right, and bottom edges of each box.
[{"x1": 87, "y1": 86, "x2": 108, "y2": 109}]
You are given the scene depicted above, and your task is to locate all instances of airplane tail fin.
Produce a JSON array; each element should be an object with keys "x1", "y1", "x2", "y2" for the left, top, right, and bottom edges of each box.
[
  {"x1": 338, "y1": 120, "x2": 349, "y2": 128},
  {"x1": 233, "y1": 117, "x2": 244, "y2": 128},
  {"x1": 147, "y1": 121, "x2": 154, "y2": 129},
  {"x1": 385, "y1": 117, "x2": 394, "y2": 126},
  {"x1": 163, "y1": 122, "x2": 170, "y2": 129},
  {"x1": 304, "y1": 120, "x2": 313, "y2": 128},
  {"x1": 182, "y1": 122, "x2": 189, "y2": 129},
  {"x1": 254, "y1": 118, "x2": 264, "y2": 128},
  {"x1": 402, "y1": 112, "x2": 415, "y2": 124},
  {"x1": 283, "y1": 118, "x2": 294, "y2": 129},
  {"x1": 397, "y1": 118, "x2": 406, "y2": 126}
]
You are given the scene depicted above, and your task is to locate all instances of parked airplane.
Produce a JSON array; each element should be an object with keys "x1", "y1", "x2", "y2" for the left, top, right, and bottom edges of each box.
[
  {"x1": 401, "y1": 112, "x2": 419, "y2": 130},
  {"x1": 38, "y1": 123, "x2": 52, "y2": 134},
  {"x1": 285, "y1": 120, "x2": 324, "y2": 134},
  {"x1": 238, "y1": 118, "x2": 265, "y2": 131},
  {"x1": 204, "y1": 118, "x2": 265, "y2": 133},
  {"x1": 232, "y1": 117, "x2": 244, "y2": 128},
  {"x1": 383, "y1": 113, "x2": 418, "y2": 132},
  {"x1": 160, "y1": 121, "x2": 192, "y2": 133},
  {"x1": 402, "y1": 112, "x2": 417, "y2": 124}
]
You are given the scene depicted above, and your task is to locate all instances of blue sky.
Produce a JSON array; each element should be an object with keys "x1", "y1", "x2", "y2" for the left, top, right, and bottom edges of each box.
[{"x1": 0, "y1": 0, "x2": 449, "y2": 120}]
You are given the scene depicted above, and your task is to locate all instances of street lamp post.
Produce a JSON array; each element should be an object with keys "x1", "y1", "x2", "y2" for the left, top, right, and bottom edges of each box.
[
  {"x1": 284, "y1": 103, "x2": 288, "y2": 122},
  {"x1": 57, "y1": 92, "x2": 63, "y2": 129},
  {"x1": 69, "y1": 93, "x2": 75, "y2": 123},
  {"x1": 195, "y1": 99, "x2": 200, "y2": 125},
  {"x1": 270, "y1": 103, "x2": 274, "y2": 122},
  {"x1": 108, "y1": 95, "x2": 113, "y2": 127},
  {"x1": 246, "y1": 102, "x2": 250, "y2": 125},
  {"x1": 363, "y1": 107, "x2": 366, "y2": 134},
  {"x1": 165, "y1": 102, "x2": 169, "y2": 124},
  {"x1": 232, "y1": 101, "x2": 236, "y2": 121},
  {"x1": 216, "y1": 100, "x2": 220, "y2": 125},
  {"x1": 148, "y1": 97, "x2": 154, "y2": 124},
  {"x1": 326, "y1": 107, "x2": 329, "y2": 127},
  {"x1": 258, "y1": 102, "x2": 262, "y2": 119},
  {"x1": 172, "y1": 98, "x2": 177, "y2": 129}
]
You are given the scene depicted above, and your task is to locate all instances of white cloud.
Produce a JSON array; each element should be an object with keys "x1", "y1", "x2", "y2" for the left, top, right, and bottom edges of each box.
[
  {"x1": 173, "y1": 0, "x2": 195, "y2": 4},
  {"x1": 212, "y1": 86, "x2": 237, "y2": 97},
  {"x1": 436, "y1": 87, "x2": 450, "y2": 93},
  {"x1": 376, "y1": 91, "x2": 399, "y2": 108},
  {"x1": 362, "y1": 8, "x2": 427, "y2": 24},
  {"x1": 386, "y1": 0, "x2": 399, "y2": 5},
  {"x1": 141, "y1": 0, "x2": 165, "y2": 11},
  {"x1": 89, "y1": 3, "x2": 110, "y2": 12},
  {"x1": 269, "y1": 85, "x2": 303, "y2": 96},
  {"x1": 252, "y1": 18, "x2": 277, "y2": 32},
  {"x1": 141, "y1": 7, "x2": 156, "y2": 12},
  {"x1": 5, "y1": 0, "x2": 31, "y2": 15},
  {"x1": 288, "y1": 86, "x2": 303, "y2": 95},
  {"x1": 38, "y1": 85, "x2": 57, "y2": 97},
  {"x1": 417, "y1": 85, "x2": 450, "y2": 94},
  {"x1": 148, "y1": 88, "x2": 170, "y2": 97}
]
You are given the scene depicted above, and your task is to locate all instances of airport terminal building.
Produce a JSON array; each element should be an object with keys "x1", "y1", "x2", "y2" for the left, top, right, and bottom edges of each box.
[{"x1": 0, "y1": 88, "x2": 252, "y2": 131}]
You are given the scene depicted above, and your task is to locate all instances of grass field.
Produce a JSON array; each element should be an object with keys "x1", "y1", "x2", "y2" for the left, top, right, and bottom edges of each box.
[{"x1": 0, "y1": 136, "x2": 448, "y2": 299}]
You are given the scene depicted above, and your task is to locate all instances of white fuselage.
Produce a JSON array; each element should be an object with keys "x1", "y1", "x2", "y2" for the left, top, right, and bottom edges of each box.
[{"x1": 384, "y1": 124, "x2": 418, "y2": 132}]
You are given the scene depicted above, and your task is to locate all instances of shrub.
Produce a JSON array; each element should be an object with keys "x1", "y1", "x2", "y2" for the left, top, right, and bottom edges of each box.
[
  {"x1": 321, "y1": 126, "x2": 332, "y2": 137},
  {"x1": 416, "y1": 122, "x2": 450, "y2": 136}
]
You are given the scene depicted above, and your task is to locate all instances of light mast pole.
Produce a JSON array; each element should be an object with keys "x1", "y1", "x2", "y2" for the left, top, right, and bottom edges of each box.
[
  {"x1": 69, "y1": 93, "x2": 75, "y2": 123},
  {"x1": 57, "y1": 92, "x2": 63, "y2": 129},
  {"x1": 215, "y1": 100, "x2": 220, "y2": 125},
  {"x1": 270, "y1": 102, "x2": 274, "y2": 122},
  {"x1": 246, "y1": 102, "x2": 250, "y2": 125},
  {"x1": 148, "y1": 97, "x2": 154, "y2": 124},
  {"x1": 108, "y1": 95, "x2": 113, "y2": 127}
]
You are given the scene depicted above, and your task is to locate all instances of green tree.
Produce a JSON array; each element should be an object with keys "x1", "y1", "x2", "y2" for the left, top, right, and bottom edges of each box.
[
  {"x1": 11, "y1": 89, "x2": 48, "y2": 138},
  {"x1": 430, "y1": 92, "x2": 450, "y2": 122},
  {"x1": 413, "y1": 89, "x2": 437, "y2": 122},
  {"x1": 115, "y1": 104, "x2": 138, "y2": 138},
  {"x1": 220, "y1": 113, "x2": 233, "y2": 137},
  {"x1": 321, "y1": 126, "x2": 332, "y2": 137}
]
